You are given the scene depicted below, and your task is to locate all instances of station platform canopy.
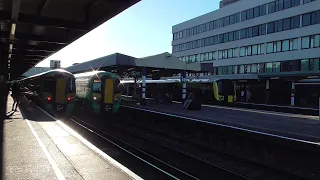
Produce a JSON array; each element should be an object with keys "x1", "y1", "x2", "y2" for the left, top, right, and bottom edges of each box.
[
  {"x1": 0, "y1": 0, "x2": 140, "y2": 79},
  {"x1": 66, "y1": 52, "x2": 202, "y2": 79}
]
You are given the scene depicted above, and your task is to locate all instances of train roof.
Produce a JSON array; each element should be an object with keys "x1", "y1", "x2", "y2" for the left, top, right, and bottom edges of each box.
[
  {"x1": 74, "y1": 70, "x2": 119, "y2": 79},
  {"x1": 20, "y1": 69, "x2": 74, "y2": 81},
  {"x1": 120, "y1": 78, "x2": 227, "y2": 84}
]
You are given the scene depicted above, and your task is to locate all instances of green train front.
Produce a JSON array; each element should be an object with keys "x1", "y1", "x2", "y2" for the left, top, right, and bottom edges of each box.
[
  {"x1": 20, "y1": 69, "x2": 76, "y2": 114},
  {"x1": 74, "y1": 71, "x2": 121, "y2": 114}
]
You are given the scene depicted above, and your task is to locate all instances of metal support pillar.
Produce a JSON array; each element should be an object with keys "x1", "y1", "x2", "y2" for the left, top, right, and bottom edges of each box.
[
  {"x1": 181, "y1": 71, "x2": 187, "y2": 102},
  {"x1": 291, "y1": 81, "x2": 295, "y2": 106},
  {"x1": 265, "y1": 80, "x2": 270, "y2": 104},
  {"x1": 141, "y1": 67, "x2": 147, "y2": 106}
]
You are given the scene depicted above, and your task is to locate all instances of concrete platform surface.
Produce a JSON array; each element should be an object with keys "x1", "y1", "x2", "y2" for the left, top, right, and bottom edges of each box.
[
  {"x1": 122, "y1": 101, "x2": 320, "y2": 142},
  {"x1": 3, "y1": 97, "x2": 141, "y2": 180}
]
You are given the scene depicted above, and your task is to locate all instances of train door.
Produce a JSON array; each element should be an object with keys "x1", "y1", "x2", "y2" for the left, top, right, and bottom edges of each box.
[
  {"x1": 55, "y1": 77, "x2": 67, "y2": 111},
  {"x1": 101, "y1": 78, "x2": 114, "y2": 112}
]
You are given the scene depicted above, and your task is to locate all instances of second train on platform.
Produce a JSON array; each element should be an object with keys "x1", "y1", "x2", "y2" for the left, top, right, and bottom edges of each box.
[
  {"x1": 74, "y1": 71, "x2": 122, "y2": 114},
  {"x1": 120, "y1": 78, "x2": 236, "y2": 104}
]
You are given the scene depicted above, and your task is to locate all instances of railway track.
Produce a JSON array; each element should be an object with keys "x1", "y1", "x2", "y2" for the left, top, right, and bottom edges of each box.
[
  {"x1": 67, "y1": 115, "x2": 254, "y2": 180},
  {"x1": 115, "y1": 119, "x2": 307, "y2": 180}
]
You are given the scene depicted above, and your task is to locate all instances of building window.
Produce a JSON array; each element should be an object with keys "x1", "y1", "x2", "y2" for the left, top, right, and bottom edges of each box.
[
  {"x1": 247, "y1": 46, "x2": 252, "y2": 56},
  {"x1": 260, "y1": 4, "x2": 267, "y2": 16},
  {"x1": 303, "y1": 13, "x2": 311, "y2": 26},
  {"x1": 267, "y1": 22, "x2": 275, "y2": 34},
  {"x1": 276, "y1": 41, "x2": 282, "y2": 52},
  {"x1": 284, "y1": 0, "x2": 291, "y2": 9},
  {"x1": 252, "y1": 45, "x2": 258, "y2": 55},
  {"x1": 281, "y1": 60, "x2": 301, "y2": 72},
  {"x1": 239, "y1": 65, "x2": 245, "y2": 74},
  {"x1": 252, "y1": 26, "x2": 259, "y2": 37},
  {"x1": 291, "y1": 15, "x2": 300, "y2": 29},
  {"x1": 227, "y1": 66, "x2": 233, "y2": 75},
  {"x1": 230, "y1": 14, "x2": 235, "y2": 24},
  {"x1": 267, "y1": 42, "x2": 273, "y2": 53},
  {"x1": 301, "y1": 59, "x2": 309, "y2": 71},
  {"x1": 282, "y1": 40, "x2": 290, "y2": 51},
  {"x1": 247, "y1": 27, "x2": 253, "y2": 38},
  {"x1": 240, "y1": 29, "x2": 246, "y2": 39},
  {"x1": 309, "y1": 58, "x2": 319, "y2": 71},
  {"x1": 283, "y1": 18, "x2": 290, "y2": 30},
  {"x1": 266, "y1": 63, "x2": 273, "y2": 73},
  {"x1": 224, "y1": 49, "x2": 228, "y2": 59},
  {"x1": 229, "y1": 32, "x2": 234, "y2": 41},
  {"x1": 195, "y1": 54, "x2": 200, "y2": 62},
  {"x1": 208, "y1": 52, "x2": 213, "y2": 60},
  {"x1": 254, "y1": 7, "x2": 260, "y2": 18},
  {"x1": 259, "y1": 63, "x2": 265, "y2": 73},
  {"x1": 290, "y1": 38, "x2": 298, "y2": 50},
  {"x1": 259, "y1": 24, "x2": 266, "y2": 35},
  {"x1": 240, "y1": 47, "x2": 246, "y2": 57},
  {"x1": 248, "y1": 8, "x2": 254, "y2": 19},
  {"x1": 276, "y1": 20, "x2": 283, "y2": 32},
  {"x1": 234, "y1": 30, "x2": 240, "y2": 40},
  {"x1": 304, "y1": 0, "x2": 316, "y2": 3},
  {"x1": 268, "y1": 2, "x2": 275, "y2": 14},
  {"x1": 218, "y1": 51, "x2": 223, "y2": 59},
  {"x1": 302, "y1": 36, "x2": 310, "y2": 49},
  {"x1": 233, "y1": 48, "x2": 239, "y2": 57},
  {"x1": 241, "y1": 11, "x2": 247, "y2": 21},
  {"x1": 315, "y1": 35, "x2": 320, "y2": 47},
  {"x1": 260, "y1": 43, "x2": 266, "y2": 54},
  {"x1": 228, "y1": 49, "x2": 233, "y2": 58},
  {"x1": 251, "y1": 64, "x2": 258, "y2": 73}
]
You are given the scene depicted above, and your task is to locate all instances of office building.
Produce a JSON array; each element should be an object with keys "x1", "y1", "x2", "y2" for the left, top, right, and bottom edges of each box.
[
  {"x1": 172, "y1": 0, "x2": 319, "y2": 78},
  {"x1": 172, "y1": 0, "x2": 320, "y2": 106}
]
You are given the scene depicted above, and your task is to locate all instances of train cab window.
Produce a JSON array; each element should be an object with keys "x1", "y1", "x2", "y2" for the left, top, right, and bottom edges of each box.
[
  {"x1": 93, "y1": 80, "x2": 102, "y2": 92},
  {"x1": 42, "y1": 79, "x2": 55, "y2": 92},
  {"x1": 114, "y1": 79, "x2": 122, "y2": 93},
  {"x1": 66, "y1": 78, "x2": 75, "y2": 93}
]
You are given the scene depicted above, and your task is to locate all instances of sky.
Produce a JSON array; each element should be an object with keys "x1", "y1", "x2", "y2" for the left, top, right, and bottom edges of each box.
[{"x1": 36, "y1": 0, "x2": 221, "y2": 68}]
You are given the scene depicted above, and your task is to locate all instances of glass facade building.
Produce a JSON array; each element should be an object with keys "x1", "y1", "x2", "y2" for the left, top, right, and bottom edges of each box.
[{"x1": 172, "y1": 0, "x2": 320, "y2": 77}]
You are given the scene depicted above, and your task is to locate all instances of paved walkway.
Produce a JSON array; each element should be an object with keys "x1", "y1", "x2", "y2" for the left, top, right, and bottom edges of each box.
[{"x1": 3, "y1": 96, "x2": 141, "y2": 180}]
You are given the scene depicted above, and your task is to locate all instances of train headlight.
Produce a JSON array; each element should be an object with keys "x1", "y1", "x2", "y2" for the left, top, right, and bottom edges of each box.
[
  {"x1": 47, "y1": 97, "x2": 52, "y2": 101},
  {"x1": 114, "y1": 95, "x2": 120, "y2": 102},
  {"x1": 93, "y1": 96, "x2": 101, "y2": 102}
]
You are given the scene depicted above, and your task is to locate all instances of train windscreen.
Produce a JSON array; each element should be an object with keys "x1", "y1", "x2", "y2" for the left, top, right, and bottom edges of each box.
[
  {"x1": 114, "y1": 79, "x2": 122, "y2": 94},
  {"x1": 66, "y1": 78, "x2": 75, "y2": 93},
  {"x1": 42, "y1": 78, "x2": 55, "y2": 92},
  {"x1": 92, "y1": 80, "x2": 102, "y2": 93}
]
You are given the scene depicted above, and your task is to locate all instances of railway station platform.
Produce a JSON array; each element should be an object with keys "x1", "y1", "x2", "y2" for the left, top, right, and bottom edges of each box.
[
  {"x1": 3, "y1": 96, "x2": 141, "y2": 180},
  {"x1": 121, "y1": 100, "x2": 320, "y2": 142}
]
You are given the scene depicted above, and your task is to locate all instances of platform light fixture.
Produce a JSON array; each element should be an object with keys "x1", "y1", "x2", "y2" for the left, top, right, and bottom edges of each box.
[
  {"x1": 307, "y1": 76, "x2": 319, "y2": 79},
  {"x1": 10, "y1": 23, "x2": 16, "y2": 35}
]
